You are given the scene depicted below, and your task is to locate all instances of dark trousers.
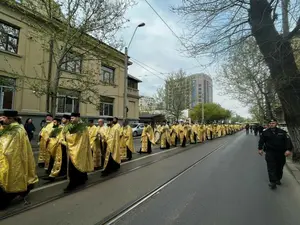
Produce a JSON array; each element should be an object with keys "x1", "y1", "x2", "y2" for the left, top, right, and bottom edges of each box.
[
  {"x1": 46, "y1": 146, "x2": 67, "y2": 177},
  {"x1": 0, "y1": 186, "x2": 31, "y2": 210},
  {"x1": 68, "y1": 159, "x2": 87, "y2": 189},
  {"x1": 181, "y1": 137, "x2": 186, "y2": 147},
  {"x1": 127, "y1": 147, "x2": 132, "y2": 160},
  {"x1": 265, "y1": 152, "x2": 286, "y2": 183},
  {"x1": 103, "y1": 153, "x2": 120, "y2": 173},
  {"x1": 100, "y1": 142, "x2": 107, "y2": 167},
  {"x1": 60, "y1": 146, "x2": 67, "y2": 176},
  {"x1": 0, "y1": 188, "x2": 18, "y2": 210}
]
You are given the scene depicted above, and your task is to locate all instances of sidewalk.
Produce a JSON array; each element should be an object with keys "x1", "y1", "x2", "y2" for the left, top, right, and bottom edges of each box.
[{"x1": 286, "y1": 157, "x2": 300, "y2": 184}]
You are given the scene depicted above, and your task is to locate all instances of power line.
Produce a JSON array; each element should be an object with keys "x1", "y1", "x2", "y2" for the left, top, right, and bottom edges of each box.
[
  {"x1": 131, "y1": 60, "x2": 166, "y2": 81},
  {"x1": 144, "y1": 0, "x2": 188, "y2": 49},
  {"x1": 143, "y1": 0, "x2": 204, "y2": 71},
  {"x1": 131, "y1": 57, "x2": 168, "y2": 75}
]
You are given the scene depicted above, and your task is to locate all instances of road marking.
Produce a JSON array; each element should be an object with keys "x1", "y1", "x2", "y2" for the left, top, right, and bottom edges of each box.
[{"x1": 101, "y1": 143, "x2": 226, "y2": 225}]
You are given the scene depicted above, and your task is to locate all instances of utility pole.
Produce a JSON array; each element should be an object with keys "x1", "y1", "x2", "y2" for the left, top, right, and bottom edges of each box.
[
  {"x1": 201, "y1": 100, "x2": 204, "y2": 124},
  {"x1": 123, "y1": 23, "x2": 145, "y2": 121},
  {"x1": 123, "y1": 47, "x2": 128, "y2": 120}
]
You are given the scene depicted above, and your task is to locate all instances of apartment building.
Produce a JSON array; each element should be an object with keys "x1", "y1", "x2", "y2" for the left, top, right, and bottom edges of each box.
[
  {"x1": 190, "y1": 73, "x2": 213, "y2": 108},
  {"x1": 164, "y1": 73, "x2": 213, "y2": 110},
  {"x1": 0, "y1": 1, "x2": 141, "y2": 128}
]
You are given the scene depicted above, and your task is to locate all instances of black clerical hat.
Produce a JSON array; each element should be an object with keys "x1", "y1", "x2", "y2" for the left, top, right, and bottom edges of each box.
[
  {"x1": 71, "y1": 112, "x2": 80, "y2": 117},
  {"x1": 54, "y1": 117, "x2": 61, "y2": 123},
  {"x1": 107, "y1": 117, "x2": 113, "y2": 122},
  {"x1": 46, "y1": 113, "x2": 53, "y2": 118},
  {"x1": 62, "y1": 114, "x2": 71, "y2": 120},
  {"x1": 2, "y1": 110, "x2": 18, "y2": 117}
]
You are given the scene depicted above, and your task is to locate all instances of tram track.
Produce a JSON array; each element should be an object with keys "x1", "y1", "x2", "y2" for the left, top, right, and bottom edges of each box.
[
  {"x1": 0, "y1": 134, "x2": 237, "y2": 221},
  {"x1": 96, "y1": 142, "x2": 226, "y2": 225}
]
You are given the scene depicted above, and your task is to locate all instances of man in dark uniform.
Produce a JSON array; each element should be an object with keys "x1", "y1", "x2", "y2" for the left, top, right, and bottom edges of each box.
[{"x1": 258, "y1": 119, "x2": 293, "y2": 189}]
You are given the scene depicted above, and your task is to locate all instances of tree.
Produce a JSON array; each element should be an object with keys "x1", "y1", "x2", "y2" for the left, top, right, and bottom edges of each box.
[
  {"x1": 3, "y1": 0, "x2": 134, "y2": 116},
  {"x1": 230, "y1": 114, "x2": 247, "y2": 124},
  {"x1": 217, "y1": 38, "x2": 278, "y2": 122},
  {"x1": 172, "y1": 0, "x2": 300, "y2": 160},
  {"x1": 189, "y1": 103, "x2": 232, "y2": 123},
  {"x1": 249, "y1": 104, "x2": 265, "y2": 124},
  {"x1": 153, "y1": 69, "x2": 190, "y2": 121}
]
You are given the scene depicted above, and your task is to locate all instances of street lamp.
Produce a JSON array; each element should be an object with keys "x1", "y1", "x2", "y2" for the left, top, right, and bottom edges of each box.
[{"x1": 123, "y1": 22, "x2": 145, "y2": 120}]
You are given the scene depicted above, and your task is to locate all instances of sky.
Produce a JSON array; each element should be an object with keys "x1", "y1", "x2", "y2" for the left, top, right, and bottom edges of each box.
[{"x1": 120, "y1": 0, "x2": 251, "y2": 118}]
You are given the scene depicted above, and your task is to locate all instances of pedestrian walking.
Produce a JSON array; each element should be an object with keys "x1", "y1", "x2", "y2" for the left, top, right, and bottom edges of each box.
[
  {"x1": 258, "y1": 119, "x2": 293, "y2": 189},
  {"x1": 24, "y1": 118, "x2": 36, "y2": 141},
  {"x1": 245, "y1": 123, "x2": 250, "y2": 135}
]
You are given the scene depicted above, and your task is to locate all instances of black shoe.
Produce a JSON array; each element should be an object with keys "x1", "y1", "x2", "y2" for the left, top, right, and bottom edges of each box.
[
  {"x1": 269, "y1": 183, "x2": 277, "y2": 189},
  {"x1": 101, "y1": 171, "x2": 109, "y2": 177},
  {"x1": 94, "y1": 167, "x2": 101, "y2": 171},
  {"x1": 276, "y1": 181, "x2": 282, "y2": 185},
  {"x1": 38, "y1": 163, "x2": 45, "y2": 168},
  {"x1": 63, "y1": 186, "x2": 75, "y2": 193}
]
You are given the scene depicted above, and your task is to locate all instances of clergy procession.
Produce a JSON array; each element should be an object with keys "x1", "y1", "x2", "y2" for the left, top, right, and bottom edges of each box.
[{"x1": 0, "y1": 110, "x2": 242, "y2": 210}]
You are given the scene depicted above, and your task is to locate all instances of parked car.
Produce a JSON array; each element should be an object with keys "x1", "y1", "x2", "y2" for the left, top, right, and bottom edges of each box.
[{"x1": 130, "y1": 123, "x2": 145, "y2": 137}]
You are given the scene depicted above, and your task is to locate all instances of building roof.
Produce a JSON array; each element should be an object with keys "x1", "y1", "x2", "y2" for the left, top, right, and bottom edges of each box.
[{"x1": 128, "y1": 74, "x2": 142, "y2": 82}]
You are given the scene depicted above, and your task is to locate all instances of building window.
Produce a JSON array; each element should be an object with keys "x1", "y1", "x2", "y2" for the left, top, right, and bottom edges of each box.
[
  {"x1": 61, "y1": 52, "x2": 82, "y2": 73},
  {"x1": 57, "y1": 89, "x2": 80, "y2": 113},
  {"x1": 99, "y1": 96, "x2": 114, "y2": 116},
  {"x1": 0, "y1": 21, "x2": 20, "y2": 54},
  {"x1": 101, "y1": 66, "x2": 115, "y2": 84},
  {"x1": 128, "y1": 78, "x2": 138, "y2": 89},
  {"x1": 0, "y1": 76, "x2": 15, "y2": 110}
]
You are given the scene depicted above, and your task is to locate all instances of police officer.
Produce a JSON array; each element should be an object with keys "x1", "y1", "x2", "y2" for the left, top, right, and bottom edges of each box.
[{"x1": 258, "y1": 119, "x2": 292, "y2": 189}]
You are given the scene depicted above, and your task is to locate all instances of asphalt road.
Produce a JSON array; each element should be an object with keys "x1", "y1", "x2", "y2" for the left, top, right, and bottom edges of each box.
[
  {"x1": 115, "y1": 134, "x2": 300, "y2": 225},
  {"x1": 2, "y1": 133, "x2": 300, "y2": 225}
]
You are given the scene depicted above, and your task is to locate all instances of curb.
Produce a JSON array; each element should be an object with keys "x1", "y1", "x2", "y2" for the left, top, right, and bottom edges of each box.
[{"x1": 285, "y1": 157, "x2": 300, "y2": 184}]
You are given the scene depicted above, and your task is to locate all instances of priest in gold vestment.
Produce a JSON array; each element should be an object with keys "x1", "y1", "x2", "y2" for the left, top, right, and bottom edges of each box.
[
  {"x1": 160, "y1": 121, "x2": 171, "y2": 150},
  {"x1": 64, "y1": 113, "x2": 93, "y2": 193},
  {"x1": 140, "y1": 122, "x2": 155, "y2": 153},
  {"x1": 44, "y1": 118, "x2": 63, "y2": 180},
  {"x1": 0, "y1": 110, "x2": 38, "y2": 209},
  {"x1": 102, "y1": 118, "x2": 121, "y2": 176},
  {"x1": 43, "y1": 115, "x2": 69, "y2": 181},
  {"x1": 170, "y1": 122, "x2": 179, "y2": 147},
  {"x1": 38, "y1": 114, "x2": 54, "y2": 168},
  {"x1": 120, "y1": 120, "x2": 134, "y2": 161},
  {"x1": 98, "y1": 119, "x2": 107, "y2": 167},
  {"x1": 178, "y1": 121, "x2": 186, "y2": 147},
  {"x1": 190, "y1": 122, "x2": 198, "y2": 144},
  {"x1": 88, "y1": 119, "x2": 101, "y2": 170}
]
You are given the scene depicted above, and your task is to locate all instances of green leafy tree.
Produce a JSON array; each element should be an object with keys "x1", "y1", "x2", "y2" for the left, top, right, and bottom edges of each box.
[
  {"x1": 230, "y1": 115, "x2": 246, "y2": 124},
  {"x1": 217, "y1": 39, "x2": 278, "y2": 122},
  {"x1": 190, "y1": 103, "x2": 232, "y2": 123}
]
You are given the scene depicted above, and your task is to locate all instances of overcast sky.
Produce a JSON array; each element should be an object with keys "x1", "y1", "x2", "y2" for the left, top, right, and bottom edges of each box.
[{"x1": 120, "y1": 0, "x2": 251, "y2": 118}]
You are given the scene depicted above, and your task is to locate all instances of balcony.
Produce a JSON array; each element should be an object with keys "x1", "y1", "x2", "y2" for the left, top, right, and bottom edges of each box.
[{"x1": 127, "y1": 87, "x2": 140, "y2": 98}]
